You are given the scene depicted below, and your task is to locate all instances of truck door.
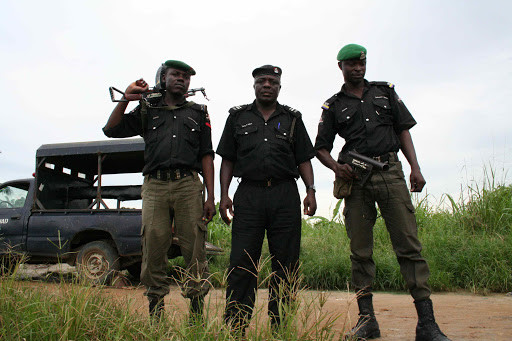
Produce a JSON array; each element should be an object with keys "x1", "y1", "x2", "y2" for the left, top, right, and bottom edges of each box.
[{"x1": 0, "y1": 182, "x2": 30, "y2": 254}]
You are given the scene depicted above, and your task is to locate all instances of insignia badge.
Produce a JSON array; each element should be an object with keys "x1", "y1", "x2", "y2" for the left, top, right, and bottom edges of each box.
[
  {"x1": 274, "y1": 67, "x2": 279, "y2": 74},
  {"x1": 321, "y1": 102, "x2": 330, "y2": 110},
  {"x1": 360, "y1": 51, "x2": 366, "y2": 59},
  {"x1": 319, "y1": 115, "x2": 324, "y2": 124},
  {"x1": 206, "y1": 113, "x2": 211, "y2": 121},
  {"x1": 387, "y1": 82, "x2": 394, "y2": 88}
]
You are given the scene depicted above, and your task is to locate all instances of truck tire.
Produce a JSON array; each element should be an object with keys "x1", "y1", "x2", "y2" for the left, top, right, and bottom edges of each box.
[{"x1": 76, "y1": 240, "x2": 120, "y2": 285}]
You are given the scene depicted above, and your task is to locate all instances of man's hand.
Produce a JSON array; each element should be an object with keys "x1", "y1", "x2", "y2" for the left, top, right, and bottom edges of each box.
[
  {"x1": 219, "y1": 196, "x2": 234, "y2": 225},
  {"x1": 334, "y1": 163, "x2": 356, "y2": 181},
  {"x1": 202, "y1": 198, "x2": 216, "y2": 223},
  {"x1": 125, "y1": 78, "x2": 149, "y2": 95},
  {"x1": 303, "y1": 193, "x2": 317, "y2": 216},
  {"x1": 410, "y1": 168, "x2": 426, "y2": 192}
]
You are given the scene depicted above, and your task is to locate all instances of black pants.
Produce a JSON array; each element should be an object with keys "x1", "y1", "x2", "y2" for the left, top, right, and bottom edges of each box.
[{"x1": 225, "y1": 180, "x2": 301, "y2": 328}]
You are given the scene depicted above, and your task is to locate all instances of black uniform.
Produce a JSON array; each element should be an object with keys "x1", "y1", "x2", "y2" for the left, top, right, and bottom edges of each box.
[
  {"x1": 103, "y1": 100, "x2": 214, "y2": 174},
  {"x1": 217, "y1": 101, "x2": 315, "y2": 326},
  {"x1": 315, "y1": 80, "x2": 431, "y2": 301}
]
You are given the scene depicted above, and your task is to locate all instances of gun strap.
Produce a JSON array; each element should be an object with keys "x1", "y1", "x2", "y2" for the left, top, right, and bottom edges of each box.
[
  {"x1": 288, "y1": 116, "x2": 297, "y2": 145},
  {"x1": 140, "y1": 100, "x2": 148, "y2": 137}
]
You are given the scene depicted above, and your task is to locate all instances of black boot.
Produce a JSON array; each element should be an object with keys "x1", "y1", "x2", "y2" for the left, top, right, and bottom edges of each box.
[
  {"x1": 148, "y1": 296, "x2": 164, "y2": 320},
  {"x1": 189, "y1": 295, "x2": 205, "y2": 325},
  {"x1": 345, "y1": 294, "x2": 381, "y2": 340},
  {"x1": 415, "y1": 298, "x2": 451, "y2": 341}
]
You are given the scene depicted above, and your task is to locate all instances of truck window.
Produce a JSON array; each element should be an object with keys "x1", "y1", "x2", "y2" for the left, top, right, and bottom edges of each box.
[{"x1": 0, "y1": 185, "x2": 28, "y2": 209}]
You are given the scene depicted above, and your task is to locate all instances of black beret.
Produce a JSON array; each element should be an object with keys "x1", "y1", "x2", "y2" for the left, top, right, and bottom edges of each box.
[
  {"x1": 252, "y1": 65, "x2": 282, "y2": 78},
  {"x1": 163, "y1": 60, "x2": 196, "y2": 75}
]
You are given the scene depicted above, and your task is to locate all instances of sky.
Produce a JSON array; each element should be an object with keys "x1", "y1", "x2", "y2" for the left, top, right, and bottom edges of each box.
[{"x1": 1, "y1": 0, "x2": 511, "y2": 218}]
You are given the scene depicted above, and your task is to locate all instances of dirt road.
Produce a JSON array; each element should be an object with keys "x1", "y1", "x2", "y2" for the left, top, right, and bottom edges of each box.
[{"x1": 15, "y1": 265, "x2": 512, "y2": 340}]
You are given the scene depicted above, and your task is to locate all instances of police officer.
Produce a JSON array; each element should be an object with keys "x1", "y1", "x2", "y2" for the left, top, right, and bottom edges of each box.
[
  {"x1": 217, "y1": 65, "x2": 317, "y2": 334},
  {"x1": 103, "y1": 60, "x2": 215, "y2": 320},
  {"x1": 315, "y1": 45, "x2": 450, "y2": 341}
]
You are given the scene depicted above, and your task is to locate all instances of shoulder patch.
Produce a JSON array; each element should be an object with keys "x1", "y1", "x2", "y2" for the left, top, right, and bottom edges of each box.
[
  {"x1": 228, "y1": 104, "x2": 249, "y2": 115},
  {"x1": 370, "y1": 81, "x2": 395, "y2": 88},
  {"x1": 282, "y1": 104, "x2": 301, "y2": 118},
  {"x1": 321, "y1": 94, "x2": 338, "y2": 110}
]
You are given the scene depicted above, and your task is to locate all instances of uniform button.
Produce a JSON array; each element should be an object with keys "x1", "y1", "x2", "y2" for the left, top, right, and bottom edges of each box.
[
  {"x1": 361, "y1": 100, "x2": 364, "y2": 103},
  {"x1": 153, "y1": 127, "x2": 156, "y2": 130},
  {"x1": 365, "y1": 118, "x2": 369, "y2": 122},
  {"x1": 264, "y1": 138, "x2": 268, "y2": 141},
  {"x1": 346, "y1": 116, "x2": 350, "y2": 119},
  {"x1": 265, "y1": 123, "x2": 268, "y2": 125},
  {"x1": 174, "y1": 116, "x2": 176, "y2": 119},
  {"x1": 173, "y1": 135, "x2": 176, "y2": 138},
  {"x1": 245, "y1": 132, "x2": 248, "y2": 135}
]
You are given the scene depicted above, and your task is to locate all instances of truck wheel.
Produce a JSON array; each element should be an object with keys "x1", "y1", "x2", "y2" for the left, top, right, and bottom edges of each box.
[
  {"x1": 126, "y1": 262, "x2": 141, "y2": 280},
  {"x1": 76, "y1": 241, "x2": 120, "y2": 285}
]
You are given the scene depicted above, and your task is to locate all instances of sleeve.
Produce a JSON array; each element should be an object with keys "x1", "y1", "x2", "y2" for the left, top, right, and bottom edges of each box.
[
  {"x1": 102, "y1": 105, "x2": 143, "y2": 138},
  {"x1": 199, "y1": 106, "x2": 215, "y2": 158},
  {"x1": 390, "y1": 88, "x2": 416, "y2": 133},
  {"x1": 314, "y1": 107, "x2": 338, "y2": 152},
  {"x1": 293, "y1": 116, "x2": 316, "y2": 165},
  {"x1": 216, "y1": 113, "x2": 237, "y2": 161}
]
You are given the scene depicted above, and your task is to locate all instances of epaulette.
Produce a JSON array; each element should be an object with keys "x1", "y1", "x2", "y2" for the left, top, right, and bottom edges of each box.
[
  {"x1": 282, "y1": 104, "x2": 301, "y2": 118},
  {"x1": 370, "y1": 81, "x2": 395, "y2": 89},
  {"x1": 321, "y1": 94, "x2": 338, "y2": 110},
  {"x1": 228, "y1": 104, "x2": 249, "y2": 115}
]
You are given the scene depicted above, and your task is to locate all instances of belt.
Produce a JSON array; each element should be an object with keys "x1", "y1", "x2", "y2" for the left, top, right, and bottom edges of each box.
[
  {"x1": 148, "y1": 168, "x2": 192, "y2": 181},
  {"x1": 372, "y1": 152, "x2": 398, "y2": 163},
  {"x1": 241, "y1": 178, "x2": 294, "y2": 187}
]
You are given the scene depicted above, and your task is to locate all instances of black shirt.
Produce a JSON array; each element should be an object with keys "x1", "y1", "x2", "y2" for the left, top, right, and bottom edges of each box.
[
  {"x1": 314, "y1": 80, "x2": 416, "y2": 161},
  {"x1": 103, "y1": 100, "x2": 214, "y2": 174},
  {"x1": 216, "y1": 101, "x2": 315, "y2": 181}
]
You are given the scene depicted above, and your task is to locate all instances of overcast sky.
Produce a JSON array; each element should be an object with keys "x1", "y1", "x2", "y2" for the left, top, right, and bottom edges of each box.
[{"x1": 1, "y1": 0, "x2": 511, "y2": 218}]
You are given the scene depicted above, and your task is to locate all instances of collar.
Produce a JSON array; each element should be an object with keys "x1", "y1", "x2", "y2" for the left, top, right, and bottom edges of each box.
[{"x1": 339, "y1": 79, "x2": 370, "y2": 98}]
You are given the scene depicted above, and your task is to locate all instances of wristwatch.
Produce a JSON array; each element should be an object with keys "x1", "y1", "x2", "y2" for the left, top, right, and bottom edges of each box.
[{"x1": 306, "y1": 184, "x2": 316, "y2": 192}]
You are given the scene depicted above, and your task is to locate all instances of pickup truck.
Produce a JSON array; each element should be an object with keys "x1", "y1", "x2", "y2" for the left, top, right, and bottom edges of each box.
[{"x1": 0, "y1": 138, "x2": 222, "y2": 284}]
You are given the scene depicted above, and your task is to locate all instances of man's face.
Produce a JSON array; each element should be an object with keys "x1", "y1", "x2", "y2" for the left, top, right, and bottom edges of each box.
[
  {"x1": 163, "y1": 68, "x2": 191, "y2": 95},
  {"x1": 339, "y1": 59, "x2": 366, "y2": 83},
  {"x1": 253, "y1": 75, "x2": 281, "y2": 104}
]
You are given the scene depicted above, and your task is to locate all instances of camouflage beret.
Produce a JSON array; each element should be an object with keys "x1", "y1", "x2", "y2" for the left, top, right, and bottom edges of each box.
[
  {"x1": 252, "y1": 65, "x2": 282, "y2": 78},
  {"x1": 337, "y1": 44, "x2": 367, "y2": 61},
  {"x1": 163, "y1": 60, "x2": 196, "y2": 75}
]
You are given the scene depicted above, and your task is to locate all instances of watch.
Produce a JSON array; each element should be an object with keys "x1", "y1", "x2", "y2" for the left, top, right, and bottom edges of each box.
[{"x1": 306, "y1": 184, "x2": 316, "y2": 192}]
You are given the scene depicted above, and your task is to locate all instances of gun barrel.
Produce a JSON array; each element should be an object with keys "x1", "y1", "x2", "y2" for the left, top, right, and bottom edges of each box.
[{"x1": 347, "y1": 151, "x2": 389, "y2": 171}]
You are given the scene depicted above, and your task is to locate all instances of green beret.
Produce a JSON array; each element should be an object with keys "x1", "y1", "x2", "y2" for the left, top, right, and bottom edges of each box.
[
  {"x1": 337, "y1": 44, "x2": 367, "y2": 61},
  {"x1": 163, "y1": 60, "x2": 196, "y2": 75},
  {"x1": 252, "y1": 65, "x2": 282, "y2": 78}
]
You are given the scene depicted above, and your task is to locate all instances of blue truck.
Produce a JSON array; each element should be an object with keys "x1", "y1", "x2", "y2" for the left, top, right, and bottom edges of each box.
[{"x1": 0, "y1": 138, "x2": 221, "y2": 284}]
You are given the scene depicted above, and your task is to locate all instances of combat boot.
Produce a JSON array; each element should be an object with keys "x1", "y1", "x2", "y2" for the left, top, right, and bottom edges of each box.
[
  {"x1": 189, "y1": 295, "x2": 205, "y2": 325},
  {"x1": 415, "y1": 298, "x2": 451, "y2": 341},
  {"x1": 148, "y1": 295, "x2": 165, "y2": 320},
  {"x1": 345, "y1": 294, "x2": 381, "y2": 340}
]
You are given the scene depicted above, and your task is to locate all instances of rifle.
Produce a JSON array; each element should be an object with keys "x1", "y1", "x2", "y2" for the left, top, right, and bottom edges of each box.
[
  {"x1": 340, "y1": 150, "x2": 390, "y2": 186},
  {"x1": 109, "y1": 86, "x2": 209, "y2": 103}
]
